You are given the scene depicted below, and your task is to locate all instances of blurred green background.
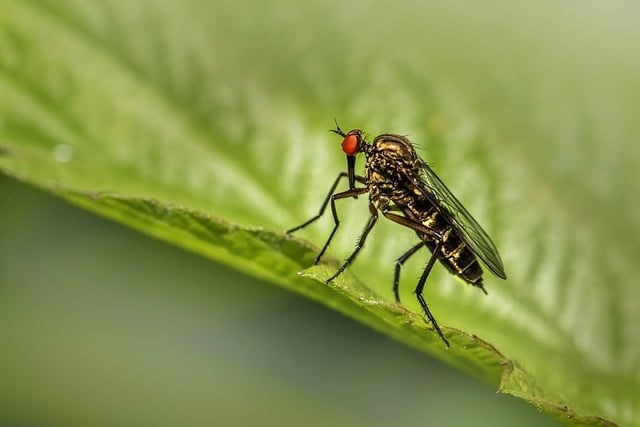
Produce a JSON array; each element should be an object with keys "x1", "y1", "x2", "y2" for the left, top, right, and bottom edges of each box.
[{"x1": 0, "y1": 176, "x2": 557, "y2": 427}]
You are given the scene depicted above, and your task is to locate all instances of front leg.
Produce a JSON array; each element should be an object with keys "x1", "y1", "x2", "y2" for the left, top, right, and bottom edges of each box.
[
  {"x1": 287, "y1": 172, "x2": 366, "y2": 234},
  {"x1": 315, "y1": 186, "x2": 368, "y2": 265}
]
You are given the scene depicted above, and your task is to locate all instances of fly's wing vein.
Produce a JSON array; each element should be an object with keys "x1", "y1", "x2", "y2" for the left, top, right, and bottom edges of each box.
[{"x1": 409, "y1": 159, "x2": 507, "y2": 279}]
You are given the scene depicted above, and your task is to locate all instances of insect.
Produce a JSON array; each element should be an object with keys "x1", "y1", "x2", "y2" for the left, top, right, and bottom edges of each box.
[{"x1": 287, "y1": 123, "x2": 506, "y2": 347}]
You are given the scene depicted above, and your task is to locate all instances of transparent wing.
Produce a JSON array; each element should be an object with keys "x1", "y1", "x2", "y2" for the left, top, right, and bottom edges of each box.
[{"x1": 411, "y1": 160, "x2": 507, "y2": 279}]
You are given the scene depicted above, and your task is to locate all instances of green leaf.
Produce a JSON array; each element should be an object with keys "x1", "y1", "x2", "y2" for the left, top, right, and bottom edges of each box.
[{"x1": 1, "y1": 1, "x2": 638, "y2": 426}]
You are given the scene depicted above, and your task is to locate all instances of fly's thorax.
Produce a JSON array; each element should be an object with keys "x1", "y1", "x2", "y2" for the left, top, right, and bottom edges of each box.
[
  {"x1": 364, "y1": 134, "x2": 421, "y2": 191},
  {"x1": 372, "y1": 134, "x2": 420, "y2": 166}
]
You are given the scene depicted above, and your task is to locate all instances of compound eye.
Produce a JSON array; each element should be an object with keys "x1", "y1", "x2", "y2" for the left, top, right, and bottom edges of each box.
[{"x1": 341, "y1": 134, "x2": 359, "y2": 155}]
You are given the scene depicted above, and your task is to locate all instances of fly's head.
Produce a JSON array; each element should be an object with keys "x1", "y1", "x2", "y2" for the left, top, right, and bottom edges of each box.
[
  {"x1": 330, "y1": 123, "x2": 367, "y2": 190},
  {"x1": 331, "y1": 124, "x2": 365, "y2": 155}
]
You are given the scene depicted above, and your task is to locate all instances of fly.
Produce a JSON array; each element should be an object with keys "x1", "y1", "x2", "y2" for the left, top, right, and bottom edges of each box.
[{"x1": 286, "y1": 122, "x2": 507, "y2": 347}]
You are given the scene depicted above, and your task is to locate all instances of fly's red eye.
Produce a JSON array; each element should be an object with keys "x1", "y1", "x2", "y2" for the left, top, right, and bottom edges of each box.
[{"x1": 341, "y1": 134, "x2": 358, "y2": 155}]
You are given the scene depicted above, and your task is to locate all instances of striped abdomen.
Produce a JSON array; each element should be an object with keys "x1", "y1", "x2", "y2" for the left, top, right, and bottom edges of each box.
[{"x1": 402, "y1": 197, "x2": 483, "y2": 285}]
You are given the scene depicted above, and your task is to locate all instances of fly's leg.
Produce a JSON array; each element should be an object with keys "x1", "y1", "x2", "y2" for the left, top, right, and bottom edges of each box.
[
  {"x1": 315, "y1": 187, "x2": 368, "y2": 265},
  {"x1": 415, "y1": 241, "x2": 450, "y2": 347},
  {"x1": 379, "y1": 210, "x2": 448, "y2": 346},
  {"x1": 393, "y1": 242, "x2": 425, "y2": 303},
  {"x1": 286, "y1": 172, "x2": 366, "y2": 235},
  {"x1": 381, "y1": 211, "x2": 442, "y2": 240},
  {"x1": 326, "y1": 202, "x2": 378, "y2": 283}
]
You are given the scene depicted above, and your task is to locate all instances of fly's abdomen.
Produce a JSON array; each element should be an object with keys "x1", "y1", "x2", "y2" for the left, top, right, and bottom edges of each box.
[
  {"x1": 420, "y1": 209, "x2": 483, "y2": 285},
  {"x1": 439, "y1": 227, "x2": 483, "y2": 284}
]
